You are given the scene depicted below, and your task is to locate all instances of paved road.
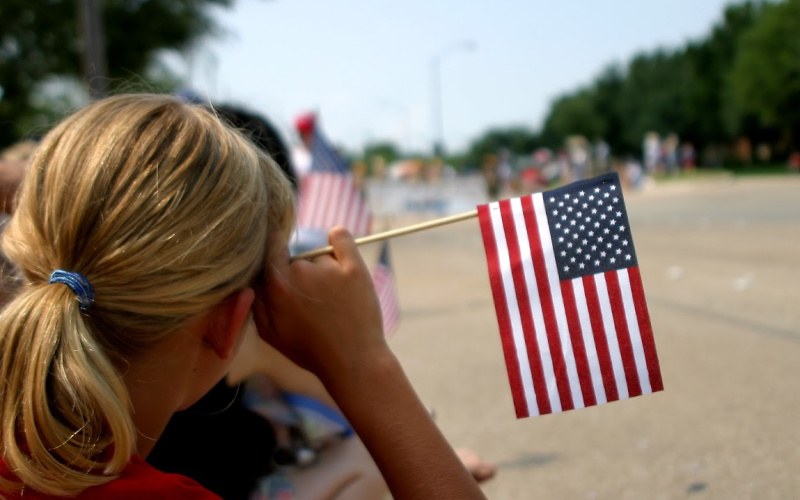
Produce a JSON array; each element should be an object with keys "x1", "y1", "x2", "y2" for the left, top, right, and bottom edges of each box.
[{"x1": 380, "y1": 175, "x2": 800, "y2": 500}]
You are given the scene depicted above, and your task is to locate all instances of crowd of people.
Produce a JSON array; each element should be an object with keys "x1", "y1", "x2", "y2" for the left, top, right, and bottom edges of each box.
[{"x1": 0, "y1": 94, "x2": 495, "y2": 500}]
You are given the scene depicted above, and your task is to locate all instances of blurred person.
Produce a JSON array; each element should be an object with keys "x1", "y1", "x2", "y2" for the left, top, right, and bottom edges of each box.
[
  {"x1": 593, "y1": 139, "x2": 611, "y2": 174},
  {"x1": 566, "y1": 136, "x2": 590, "y2": 182},
  {"x1": 497, "y1": 148, "x2": 514, "y2": 192},
  {"x1": 662, "y1": 133, "x2": 680, "y2": 175},
  {"x1": 482, "y1": 154, "x2": 501, "y2": 200},
  {"x1": 789, "y1": 151, "x2": 800, "y2": 172},
  {"x1": 735, "y1": 137, "x2": 753, "y2": 165},
  {"x1": 643, "y1": 132, "x2": 660, "y2": 175},
  {"x1": 0, "y1": 140, "x2": 36, "y2": 215},
  {"x1": 680, "y1": 142, "x2": 696, "y2": 171},
  {"x1": 624, "y1": 156, "x2": 645, "y2": 190},
  {"x1": 755, "y1": 143, "x2": 772, "y2": 164}
]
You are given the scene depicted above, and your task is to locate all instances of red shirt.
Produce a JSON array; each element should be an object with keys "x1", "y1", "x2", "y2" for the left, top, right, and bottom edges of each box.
[{"x1": 0, "y1": 456, "x2": 221, "y2": 499}]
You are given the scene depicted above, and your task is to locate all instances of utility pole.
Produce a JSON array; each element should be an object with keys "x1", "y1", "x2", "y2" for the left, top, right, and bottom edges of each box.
[{"x1": 77, "y1": 0, "x2": 108, "y2": 99}]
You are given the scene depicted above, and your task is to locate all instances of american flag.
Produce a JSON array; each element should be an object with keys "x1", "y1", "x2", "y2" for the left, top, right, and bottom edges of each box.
[
  {"x1": 372, "y1": 242, "x2": 400, "y2": 337},
  {"x1": 478, "y1": 173, "x2": 663, "y2": 419},
  {"x1": 296, "y1": 128, "x2": 372, "y2": 236}
]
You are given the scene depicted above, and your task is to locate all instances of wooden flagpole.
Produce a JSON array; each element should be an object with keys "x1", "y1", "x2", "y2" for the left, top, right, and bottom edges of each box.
[{"x1": 290, "y1": 209, "x2": 479, "y2": 261}]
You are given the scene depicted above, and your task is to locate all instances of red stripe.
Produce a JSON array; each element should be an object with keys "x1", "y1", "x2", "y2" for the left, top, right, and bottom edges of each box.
[
  {"x1": 373, "y1": 267, "x2": 399, "y2": 336},
  {"x1": 628, "y1": 266, "x2": 663, "y2": 392},
  {"x1": 521, "y1": 195, "x2": 574, "y2": 411},
  {"x1": 498, "y1": 200, "x2": 551, "y2": 415},
  {"x1": 477, "y1": 204, "x2": 529, "y2": 418},
  {"x1": 605, "y1": 271, "x2": 642, "y2": 397},
  {"x1": 582, "y1": 275, "x2": 619, "y2": 402},
  {"x1": 560, "y1": 280, "x2": 596, "y2": 407}
]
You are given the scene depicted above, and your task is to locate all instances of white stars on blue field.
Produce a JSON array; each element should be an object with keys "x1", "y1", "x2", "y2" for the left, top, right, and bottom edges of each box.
[{"x1": 544, "y1": 173, "x2": 637, "y2": 281}]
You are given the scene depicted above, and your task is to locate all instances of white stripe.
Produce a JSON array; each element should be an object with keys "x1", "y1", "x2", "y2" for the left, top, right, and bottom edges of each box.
[
  {"x1": 594, "y1": 273, "x2": 629, "y2": 399},
  {"x1": 342, "y1": 181, "x2": 358, "y2": 231},
  {"x1": 328, "y1": 175, "x2": 345, "y2": 227},
  {"x1": 489, "y1": 202, "x2": 539, "y2": 416},
  {"x1": 571, "y1": 278, "x2": 607, "y2": 404},
  {"x1": 373, "y1": 268, "x2": 399, "y2": 335},
  {"x1": 617, "y1": 269, "x2": 652, "y2": 394},
  {"x1": 531, "y1": 194, "x2": 585, "y2": 409},
  {"x1": 311, "y1": 175, "x2": 331, "y2": 228},
  {"x1": 509, "y1": 197, "x2": 559, "y2": 413}
]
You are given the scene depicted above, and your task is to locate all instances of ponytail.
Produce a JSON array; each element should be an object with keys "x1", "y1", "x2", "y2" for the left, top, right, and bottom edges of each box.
[{"x1": 0, "y1": 283, "x2": 134, "y2": 495}]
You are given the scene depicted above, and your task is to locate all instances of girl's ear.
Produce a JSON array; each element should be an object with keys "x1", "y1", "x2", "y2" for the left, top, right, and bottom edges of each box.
[{"x1": 203, "y1": 287, "x2": 256, "y2": 360}]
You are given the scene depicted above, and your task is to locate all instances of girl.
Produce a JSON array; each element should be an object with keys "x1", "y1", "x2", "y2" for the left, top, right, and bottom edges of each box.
[{"x1": 0, "y1": 94, "x2": 486, "y2": 500}]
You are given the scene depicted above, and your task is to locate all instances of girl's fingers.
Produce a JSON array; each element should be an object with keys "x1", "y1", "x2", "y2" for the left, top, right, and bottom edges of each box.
[{"x1": 328, "y1": 226, "x2": 358, "y2": 264}]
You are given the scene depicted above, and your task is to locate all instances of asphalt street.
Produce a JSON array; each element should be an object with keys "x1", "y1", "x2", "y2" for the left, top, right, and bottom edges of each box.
[{"x1": 381, "y1": 174, "x2": 800, "y2": 500}]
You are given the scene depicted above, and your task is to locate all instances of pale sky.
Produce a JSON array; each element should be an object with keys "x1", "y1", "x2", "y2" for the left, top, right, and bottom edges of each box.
[{"x1": 169, "y1": 0, "x2": 737, "y2": 154}]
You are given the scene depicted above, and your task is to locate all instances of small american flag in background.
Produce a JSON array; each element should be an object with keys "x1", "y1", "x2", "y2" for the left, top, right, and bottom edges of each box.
[
  {"x1": 296, "y1": 128, "x2": 372, "y2": 236},
  {"x1": 372, "y1": 242, "x2": 400, "y2": 337},
  {"x1": 478, "y1": 173, "x2": 663, "y2": 419},
  {"x1": 307, "y1": 128, "x2": 349, "y2": 173}
]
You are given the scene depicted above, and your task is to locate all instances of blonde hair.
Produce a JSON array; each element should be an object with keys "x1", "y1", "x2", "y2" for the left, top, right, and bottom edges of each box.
[{"x1": 0, "y1": 94, "x2": 295, "y2": 496}]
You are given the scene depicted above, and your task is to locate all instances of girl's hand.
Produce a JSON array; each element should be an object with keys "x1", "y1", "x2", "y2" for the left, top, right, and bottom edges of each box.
[
  {"x1": 253, "y1": 228, "x2": 487, "y2": 500},
  {"x1": 253, "y1": 227, "x2": 387, "y2": 386}
]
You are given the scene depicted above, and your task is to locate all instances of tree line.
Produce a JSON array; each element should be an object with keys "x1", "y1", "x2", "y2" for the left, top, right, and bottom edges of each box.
[
  {"x1": 3, "y1": 0, "x2": 798, "y2": 171},
  {"x1": 442, "y1": 0, "x2": 799, "y2": 170}
]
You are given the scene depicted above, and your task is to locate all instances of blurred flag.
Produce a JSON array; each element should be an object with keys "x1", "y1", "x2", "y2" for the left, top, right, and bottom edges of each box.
[
  {"x1": 372, "y1": 242, "x2": 400, "y2": 337},
  {"x1": 478, "y1": 173, "x2": 662, "y2": 419},
  {"x1": 296, "y1": 127, "x2": 372, "y2": 236},
  {"x1": 307, "y1": 127, "x2": 349, "y2": 173}
]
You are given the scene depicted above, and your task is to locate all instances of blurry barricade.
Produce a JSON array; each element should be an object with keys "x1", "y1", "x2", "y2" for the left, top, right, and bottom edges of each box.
[{"x1": 367, "y1": 175, "x2": 487, "y2": 228}]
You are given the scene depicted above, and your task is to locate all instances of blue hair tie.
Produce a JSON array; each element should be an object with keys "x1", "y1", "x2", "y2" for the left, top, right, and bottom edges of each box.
[{"x1": 49, "y1": 270, "x2": 95, "y2": 312}]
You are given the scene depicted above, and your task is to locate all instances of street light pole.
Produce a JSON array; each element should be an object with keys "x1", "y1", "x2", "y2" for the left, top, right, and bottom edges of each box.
[{"x1": 431, "y1": 40, "x2": 476, "y2": 157}]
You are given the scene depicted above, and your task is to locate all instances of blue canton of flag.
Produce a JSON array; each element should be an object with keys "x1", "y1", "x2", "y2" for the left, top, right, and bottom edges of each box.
[
  {"x1": 545, "y1": 176, "x2": 637, "y2": 281},
  {"x1": 309, "y1": 129, "x2": 349, "y2": 173}
]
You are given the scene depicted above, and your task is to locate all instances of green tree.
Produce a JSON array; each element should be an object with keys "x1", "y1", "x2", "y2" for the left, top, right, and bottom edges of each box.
[
  {"x1": 362, "y1": 141, "x2": 402, "y2": 166},
  {"x1": 0, "y1": 0, "x2": 232, "y2": 147},
  {"x1": 591, "y1": 65, "x2": 625, "y2": 151},
  {"x1": 683, "y1": 1, "x2": 764, "y2": 147},
  {"x1": 615, "y1": 49, "x2": 694, "y2": 152},
  {"x1": 540, "y1": 89, "x2": 604, "y2": 149},
  {"x1": 533, "y1": 1, "x2": 766, "y2": 160},
  {"x1": 538, "y1": 65, "x2": 625, "y2": 153},
  {"x1": 729, "y1": 0, "x2": 800, "y2": 150},
  {"x1": 462, "y1": 126, "x2": 540, "y2": 168}
]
